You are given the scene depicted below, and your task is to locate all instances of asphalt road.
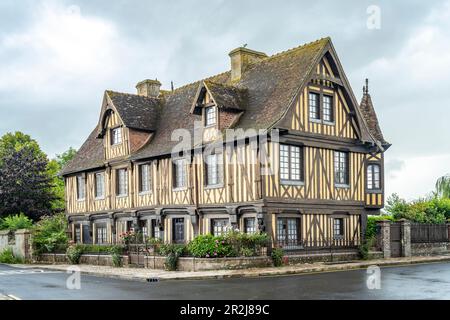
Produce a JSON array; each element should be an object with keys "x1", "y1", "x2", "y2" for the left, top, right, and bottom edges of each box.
[{"x1": 1, "y1": 262, "x2": 450, "y2": 300}]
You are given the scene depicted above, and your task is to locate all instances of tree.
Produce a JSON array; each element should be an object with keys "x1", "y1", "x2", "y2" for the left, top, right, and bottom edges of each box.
[
  {"x1": 0, "y1": 148, "x2": 55, "y2": 220},
  {"x1": 47, "y1": 147, "x2": 77, "y2": 212},
  {"x1": 436, "y1": 174, "x2": 450, "y2": 199},
  {"x1": 0, "y1": 132, "x2": 46, "y2": 163}
]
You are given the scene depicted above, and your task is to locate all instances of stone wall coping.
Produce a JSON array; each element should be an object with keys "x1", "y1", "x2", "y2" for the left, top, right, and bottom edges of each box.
[
  {"x1": 0, "y1": 230, "x2": 10, "y2": 235},
  {"x1": 14, "y1": 229, "x2": 31, "y2": 234}
]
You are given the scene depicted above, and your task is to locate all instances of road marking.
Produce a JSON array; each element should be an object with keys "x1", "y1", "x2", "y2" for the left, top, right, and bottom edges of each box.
[
  {"x1": 0, "y1": 269, "x2": 63, "y2": 276},
  {"x1": 7, "y1": 294, "x2": 21, "y2": 300}
]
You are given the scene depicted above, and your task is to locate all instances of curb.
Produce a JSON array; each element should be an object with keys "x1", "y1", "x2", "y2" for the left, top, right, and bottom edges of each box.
[{"x1": 13, "y1": 255, "x2": 450, "y2": 282}]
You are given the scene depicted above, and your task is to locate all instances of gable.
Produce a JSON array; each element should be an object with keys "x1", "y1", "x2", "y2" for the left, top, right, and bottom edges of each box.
[{"x1": 277, "y1": 48, "x2": 374, "y2": 143}]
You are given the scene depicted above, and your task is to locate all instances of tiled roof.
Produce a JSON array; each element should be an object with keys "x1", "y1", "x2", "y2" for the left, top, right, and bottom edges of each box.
[
  {"x1": 359, "y1": 91, "x2": 389, "y2": 147},
  {"x1": 62, "y1": 37, "x2": 386, "y2": 175}
]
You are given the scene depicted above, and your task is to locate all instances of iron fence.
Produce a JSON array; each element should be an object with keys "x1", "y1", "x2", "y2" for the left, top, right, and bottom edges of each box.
[
  {"x1": 272, "y1": 237, "x2": 360, "y2": 256},
  {"x1": 411, "y1": 223, "x2": 449, "y2": 243}
]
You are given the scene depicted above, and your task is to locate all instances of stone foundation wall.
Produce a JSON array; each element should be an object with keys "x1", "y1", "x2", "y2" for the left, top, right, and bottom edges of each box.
[
  {"x1": 0, "y1": 229, "x2": 32, "y2": 260},
  {"x1": 411, "y1": 242, "x2": 450, "y2": 256}
]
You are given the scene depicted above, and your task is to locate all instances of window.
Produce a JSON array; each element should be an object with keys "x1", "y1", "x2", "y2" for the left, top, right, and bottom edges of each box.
[
  {"x1": 76, "y1": 175, "x2": 85, "y2": 200},
  {"x1": 96, "y1": 224, "x2": 107, "y2": 244},
  {"x1": 211, "y1": 219, "x2": 229, "y2": 236},
  {"x1": 139, "y1": 220, "x2": 148, "y2": 240},
  {"x1": 139, "y1": 164, "x2": 152, "y2": 193},
  {"x1": 172, "y1": 218, "x2": 185, "y2": 243},
  {"x1": 205, "y1": 153, "x2": 223, "y2": 186},
  {"x1": 111, "y1": 127, "x2": 122, "y2": 145},
  {"x1": 277, "y1": 218, "x2": 300, "y2": 247},
  {"x1": 309, "y1": 92, "x2": 320, "y2": 120},
  {"x1": 74, "y1": 225, "x2": 81, "y2": 243},
  {"x1": 205, "y1": 106, "x2": 216, "y2": 126},
  {"x1": 94, "y1": 172, "x2": 105, "y2": 199},
  {"x1": 116, "y1": 168, "x2": 128, "y2": 196},
  {"x1": 323, "y1": 95, "x2": 333, "y2": 122},
  {"x1": 173, "y1": 159, "x2": 186, "y2": 189},
  {"x1": 280, "y1": 144, "x2": 303, "y2": 183},
  {"x1": 334, "y1": 151, "x2": 349, "y2": 185},
  {"x1": 244, "y1": 218, "x2": 256, "y2": 234},
  {"x1": 126, "y1": 220, "x2": 133, "y2": 232},
  {"x1": 333, "y1": 218, "x2": 344, "y2": 239},
  {"x1": 367, "y1": 164, "x2": 381, "y2": 190},
  {"x1": 151, "y1": 219, "x2": 160, "y2": 239}
]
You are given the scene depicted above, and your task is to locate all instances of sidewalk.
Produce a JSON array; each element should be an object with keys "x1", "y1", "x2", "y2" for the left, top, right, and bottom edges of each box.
[{"x1": 15, "y1": 254, "x2": 450, "y2": 282}]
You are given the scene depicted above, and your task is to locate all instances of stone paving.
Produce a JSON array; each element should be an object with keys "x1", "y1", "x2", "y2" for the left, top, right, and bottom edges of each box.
[{"x1": 12, "y1": 254, "x2": 450, "y2": 282}]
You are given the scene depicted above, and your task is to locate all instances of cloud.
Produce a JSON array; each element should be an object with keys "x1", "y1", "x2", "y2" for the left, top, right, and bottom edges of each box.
[{"x1": 385, "y1": 154, "x2": 450, "y2": 201}]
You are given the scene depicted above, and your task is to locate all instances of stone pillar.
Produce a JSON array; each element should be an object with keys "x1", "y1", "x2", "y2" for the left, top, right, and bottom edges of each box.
[
  {"x1": 376, "y1": 220, "x2": 391, "y2": 258},
  {"x1": 399, "y1": 219, "x2": 411, "y2": 257},
  {"x1": 14, "y1": 229, "x2": 32, "y2": 261}
]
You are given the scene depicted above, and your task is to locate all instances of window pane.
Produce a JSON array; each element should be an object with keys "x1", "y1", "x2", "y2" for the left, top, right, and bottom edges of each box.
[
  {"x1": 280, "y1": 144, "x2": 303, "y2": 182},
  {"x1": 95, "y1": 173, "x2": 104, "y2": 198},
  {"x1": 140, "y1": 164, "x2": 151, "y2": 192},
  {"x1": 173, "y1": 218, "x2": 185, "y2": 243},
  {"x1": 323, "y1": 95, "x2": 333, "y2": 122},
  {"x1": 334, "y1": 152, "x2": 348, "y2": 185},
  {"x1": 212, "y1": 219, "x2": 228, "y2": 236},
  {"x1": 244, "y1": 218, "x2": 256, "y2": 234},
  {"x1": 205, "y1": 107, "x2": 216, "y2": 126},
  {"x1": 111, "y1": 128, "x2": 122, "y2": 145},
  {"x1": 77, "y1": 175, "x2": 85, "y2": 200},
  {"x1": 280, "y1": 145, "x2": 290, "y2": 180},
  {"x1": 174, "y1": 160, "x2": 186, "y2": 188},
  {"x1": 367, "y1": 164, "x2": 381, "y2": 190},
  {"x1": 309, "y1": 92, "x2": 320, "y2": 120},
  {"x1": 117, "y1": 169, "x2": 128, "y2": 195}
]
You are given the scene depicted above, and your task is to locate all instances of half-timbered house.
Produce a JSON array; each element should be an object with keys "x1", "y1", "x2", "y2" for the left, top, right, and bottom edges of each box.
[{"x1": 61, "y1": 37, "x2": 390, "y2": 250}]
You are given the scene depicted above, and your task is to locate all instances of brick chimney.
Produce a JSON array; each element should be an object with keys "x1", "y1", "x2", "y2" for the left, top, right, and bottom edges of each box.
[
  {"x1": 136, "y1": 79, "x2": 161, "y2": 98},
  {"x1": 229, "y1": 47, "x2": 267, "y2": 82}
]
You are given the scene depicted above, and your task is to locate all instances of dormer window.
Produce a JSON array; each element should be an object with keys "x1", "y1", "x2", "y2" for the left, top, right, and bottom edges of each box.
[
  {"x1": 205, "y1": 106, "x2": 216, "y2": 127},
  {"x1": 111, "y1": 127, "x2": 122, "y2": 145}
]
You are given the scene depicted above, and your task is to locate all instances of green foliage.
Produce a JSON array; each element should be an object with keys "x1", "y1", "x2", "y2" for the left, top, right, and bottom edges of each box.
[
  {"x1": 436, "y1": 174, "x2": 450, "y2": 199},
  {"x1": 187, "y1": 234, "x2": 234, "y2": 258},
  {"x1": 385, "y1": 193, "x2": 450, "y2": 224},
  {"x1": 32, "y1": 213, "x2": 69, "y2": 254},
  {"x1": 74, "y1": 244, "x2": 125, "y2": 255},
  {"x1": 47, "y1": 148, "x2": 77, "y2": 212},
  {"x1": 157, "y1": 244, "x2": 186, "y2": 271},
  {"x1": 0, "y1": 213, "x2": 33, "y2": 231},
  {"x1": 366, "y1": 215, "x2": 395, "y2": 239},
  {"x1": 66, "y1": 245, "x2": 83, "y2": 264},
  {"x1": 108, "y1": 246, "x2": 124, "y2": 267},
  {"x1": 271, "y1": 247, "x2": 284, "y2": 267},
  {"x1": 187, "y1": 232, "x2": 269, "y2": 258},
  {"x1": 0, "y1": 248, "x2": 23, "y2": 264},
  {"x1": 0, "y1": 131, "x2": 46, "y2": 163}
]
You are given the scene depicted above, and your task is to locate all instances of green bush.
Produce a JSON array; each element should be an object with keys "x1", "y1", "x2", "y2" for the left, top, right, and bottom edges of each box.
[
  {"x1": 157, "y1": 244, "x2": 186, "y2": 271},
  {"x1": 0, "y1": 248, "x2": 23, "y2": 264},
  {"x1": 271, "y1": 247, "x2": 284, "y2": 267},
  {"x1": 187, "y1": 234, "x2": 234, "y2": 258},
  {"x1": 32, "y1": 213, "x2": 68, "y2": 254},
  {"x1": 108, "y1": 246, "x2": 124, "y2": 267},
  {"x1": 0, "y1": 213, "x2": 33, "y2": 231},
  {"x1": 385, "y1": 193, "x2": 450, "y2": 224},
  {"x1": 366, "y1": 215, "x2": 395, "y2": 239},
  {"x1": 66, "y1": 245, "x2": 83, "y2": 264}
]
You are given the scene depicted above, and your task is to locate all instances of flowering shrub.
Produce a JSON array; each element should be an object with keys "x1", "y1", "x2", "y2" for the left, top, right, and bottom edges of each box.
[
  {"x1": 187, "y1": 234, "x2": 234, "y2": 258},
  {"x1": 119, "y1": 231, "x2": 145, "y2": 244}
]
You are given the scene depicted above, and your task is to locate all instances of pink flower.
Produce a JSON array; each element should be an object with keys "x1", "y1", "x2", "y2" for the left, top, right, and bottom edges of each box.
[{"x1": 206, "y1": 254, "x2": 210, "y2": 258}]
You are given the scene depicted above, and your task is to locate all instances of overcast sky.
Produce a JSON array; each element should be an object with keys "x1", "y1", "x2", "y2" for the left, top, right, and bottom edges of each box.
[{"x1": 0, "y1": 0, "x2": 449, "y2": 200}]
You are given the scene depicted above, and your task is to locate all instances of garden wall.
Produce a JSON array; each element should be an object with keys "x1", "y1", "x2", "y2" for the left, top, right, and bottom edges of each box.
[
  {"x1": 411, "y1": 242, "x2": 450, "y2": 256},
  {"x1": 0, "y1": 229, "x2": 32, "y2": 260}
]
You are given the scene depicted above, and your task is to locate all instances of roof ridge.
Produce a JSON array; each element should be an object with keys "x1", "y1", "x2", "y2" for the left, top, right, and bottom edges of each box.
[
  {"x1": 166, "y1": 70, "x2": 231, "y2": 94},
  {"x1": 106, "y1": 89, "x2": 162, "y2": 101},
  {"x1": 263, "y1": 37, "x2": 330, "y2": 62}
]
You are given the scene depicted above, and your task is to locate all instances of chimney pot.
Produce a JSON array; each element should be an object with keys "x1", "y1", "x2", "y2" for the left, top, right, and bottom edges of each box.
[
  {"x1": 136, "y1": 79, "x2": 161, "y2": 98},
  {"x1": 229, "y1": 47, "x2": 267, "y2": 82}
]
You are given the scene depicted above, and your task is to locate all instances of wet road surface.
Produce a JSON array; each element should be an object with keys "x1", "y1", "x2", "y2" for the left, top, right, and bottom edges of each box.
[{"x1": 1, "y1": 262, "x2": 450, "y2": 299}]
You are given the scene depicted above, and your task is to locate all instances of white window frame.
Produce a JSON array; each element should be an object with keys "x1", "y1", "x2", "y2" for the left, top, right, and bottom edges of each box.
[
  {"x1": 116, "y1": 168, "x2": 128, "y2": 197},
  {"x1": 205, "y1": 153, "x2": 224, "y2": 187},
  {"x1": 205, "y1": 106, "x2": 217, "y2": 127},
  {"x1": 139, "y1": 163, "x2": 152, "y2": 194},
  {"x1": 173, "y1": 159, "x2": 187, "y2": 190},
  {"x1": 280, "y1": 144, "x2": 303, "y2": 185},
  {"x1": 94, "y1": 172, "x2": 105, "y2": 199},
  {"x1": 111, "y1": 127, "x2": 122, "y2": 145},
  {"x1": 76, "y1": 175, "x2": 86, "y2": 201},
  {"x1": 367, "y1": 163, "x2": 381, "y2": 191}
]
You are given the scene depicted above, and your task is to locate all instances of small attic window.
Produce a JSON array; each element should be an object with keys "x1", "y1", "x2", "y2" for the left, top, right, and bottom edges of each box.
[
  {"x1": 205, "y1": 106, "x2": 216, "y2": 127},
  {"x1": 111, "y1": 127, "x2": 122, "y2": 145}
]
